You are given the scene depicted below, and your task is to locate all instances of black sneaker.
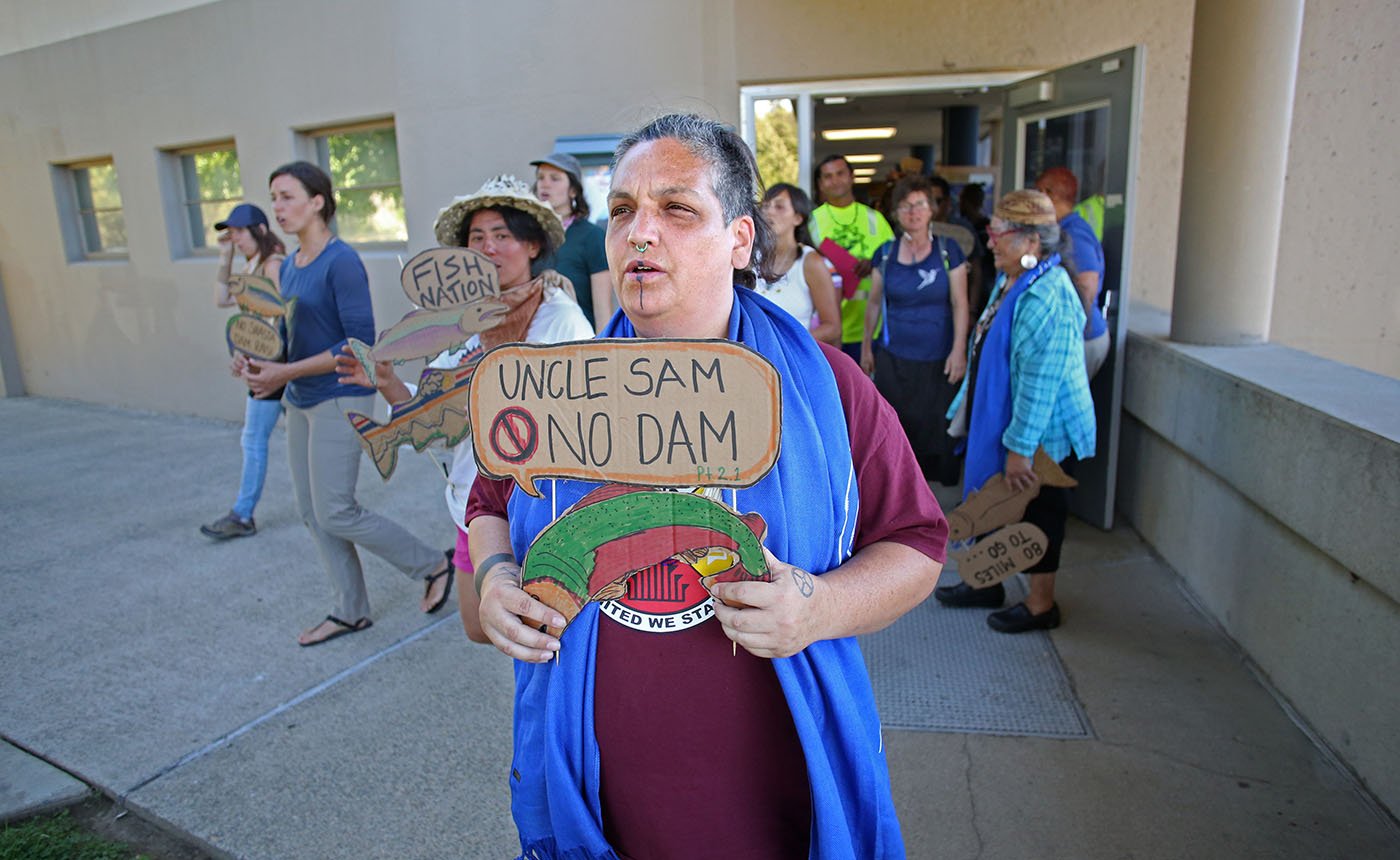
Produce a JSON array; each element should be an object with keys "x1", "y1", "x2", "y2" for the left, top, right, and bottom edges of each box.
[
  {"x1": 933, "y1": 581, "x2": 1005, "y2": 608},
  {"x1": 200, "y1": 512, "x2": 256, "y2": 540}
]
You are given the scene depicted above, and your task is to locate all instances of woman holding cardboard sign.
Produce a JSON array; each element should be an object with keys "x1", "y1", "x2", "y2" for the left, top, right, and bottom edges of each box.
[
  {"x1": 935, "y1": 189, "x2": 1096, "y2": 633},
  {"x1": 201, "y1": 203, "x2": 285, "y2": 541},
  {"x1": 465, "y1": 114, "x2": 948, "y2": 860},
  {"x1": 239, "y1": 161, "x2": 452, "y2": 647},
  {"x1": 335, "y1": 175, "x2": 590, "y2": 643}
]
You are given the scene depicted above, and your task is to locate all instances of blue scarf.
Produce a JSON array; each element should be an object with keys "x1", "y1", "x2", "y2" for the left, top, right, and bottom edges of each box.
[
  {"x1": 506, "y1": 287, "x2": 903, "y2": 859},
  {"x1": 960, "y1": 255, "x2": 1060, "y2": 499}
]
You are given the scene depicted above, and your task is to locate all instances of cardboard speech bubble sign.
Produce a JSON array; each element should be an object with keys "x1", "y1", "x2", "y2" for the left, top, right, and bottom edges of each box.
[
  {"x1": 226, "y1": 313, "x2": 283, "y2": 360},
  {"x1": 400, "y1": 247, "x2": 500, "y2": 310},
  {"x1": 469, "y1": 339, "x2": 782, "y2": 497}
]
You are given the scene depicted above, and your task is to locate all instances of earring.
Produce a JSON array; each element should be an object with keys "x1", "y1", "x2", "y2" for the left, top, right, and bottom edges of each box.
[{"x1": 1020, "y1": 253, "x2": 1038, "y2": 270}]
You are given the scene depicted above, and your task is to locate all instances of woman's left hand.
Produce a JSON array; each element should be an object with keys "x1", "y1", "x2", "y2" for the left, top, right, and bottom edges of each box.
[
  {"x1": 242, "y1": 358, "x2": 289, "y2": 398},
  {"x1": 709, "y1": 547, "x2": 827, "y2": 659},
  {"x1": 944, "y1": 348, "x2": 967, "y2": 384},
  {"x1": 1003, "y1": 450, "x2": 1038, "y2": 494}
]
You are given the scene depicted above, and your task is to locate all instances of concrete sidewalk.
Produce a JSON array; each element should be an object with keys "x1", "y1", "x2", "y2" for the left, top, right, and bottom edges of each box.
[{"x1": 1, "y1": 397, "x2": 1396, "y2": 859}]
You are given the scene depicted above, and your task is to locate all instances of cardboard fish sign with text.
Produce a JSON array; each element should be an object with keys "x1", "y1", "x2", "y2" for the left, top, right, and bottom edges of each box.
[
  {"x1": 469, "y1": 339, "x2": 783, "y2": 497},
  {"x1": 344, "y1": 247, "x2": 508, "y2": 382}
]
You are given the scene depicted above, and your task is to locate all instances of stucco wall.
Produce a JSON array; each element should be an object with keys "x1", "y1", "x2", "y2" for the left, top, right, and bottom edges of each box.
[
  {"x1": 0, "y1": 0, "x2": 734, "y2": 420},
  {"x1": 730, "y1": 0, "x2": 1195, "y2": 314},
  {"x1": 1272, "y1": 0, "x2": 1400, "y2": 378},
  {"x1": 0, "y1": 0, "x2": 218, "y2": 57}
]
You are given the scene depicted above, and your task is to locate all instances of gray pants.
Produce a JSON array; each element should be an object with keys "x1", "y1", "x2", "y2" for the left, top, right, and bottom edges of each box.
[{"x1": 285, "y1": 396, "x2": 442, "y2": 621}]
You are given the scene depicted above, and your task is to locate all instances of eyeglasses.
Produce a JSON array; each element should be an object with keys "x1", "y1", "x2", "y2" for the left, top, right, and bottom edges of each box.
[
  {"x1": 896, "y1": 199, "x2": 931, "y2": 213},
  {"x1": 986, "y1": 226, "x2": 1029, "y2": 243}
]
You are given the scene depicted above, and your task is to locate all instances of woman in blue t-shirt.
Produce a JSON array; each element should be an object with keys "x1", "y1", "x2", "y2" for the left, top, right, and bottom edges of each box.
[
  {"x1": 239, "y1": 161, "x2": 451, "y2": 647},
  {"x1": 861, "y1": 174, "x2": 970, "y2": 486}
]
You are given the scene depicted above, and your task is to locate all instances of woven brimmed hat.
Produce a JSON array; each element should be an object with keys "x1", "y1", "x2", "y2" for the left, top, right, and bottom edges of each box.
[
  {"x1": 993, "y1": 189, "x2": 1057, "y2": 227},
  {"x1": 433, "y1": 175, "x2": 565, "y2": 249}
]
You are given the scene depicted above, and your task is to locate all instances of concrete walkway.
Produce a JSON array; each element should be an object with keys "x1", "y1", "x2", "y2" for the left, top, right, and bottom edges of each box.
[{"x1": 1, "y1": 397, "x2": 1395, "y2": 859}]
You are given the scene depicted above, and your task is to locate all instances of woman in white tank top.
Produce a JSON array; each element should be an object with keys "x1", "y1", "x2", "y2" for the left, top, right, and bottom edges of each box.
[{"x1": 758, "y1": 183, "x2": 841, "y2": 346}]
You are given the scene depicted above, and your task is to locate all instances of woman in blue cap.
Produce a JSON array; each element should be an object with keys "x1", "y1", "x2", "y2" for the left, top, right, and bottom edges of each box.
[{"x1": 201, "y1": 203, "x2": 286, "y2": 540}]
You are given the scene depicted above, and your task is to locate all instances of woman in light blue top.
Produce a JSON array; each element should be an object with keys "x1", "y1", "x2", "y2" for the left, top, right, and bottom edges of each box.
[{"x1": 239, "y1": 161, "x2": 451, "y2": 647}]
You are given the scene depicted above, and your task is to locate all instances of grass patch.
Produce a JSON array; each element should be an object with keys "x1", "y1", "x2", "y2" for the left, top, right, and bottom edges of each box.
[{"x1": 0, "y1": 810, "x2": 150, "y2": 860}]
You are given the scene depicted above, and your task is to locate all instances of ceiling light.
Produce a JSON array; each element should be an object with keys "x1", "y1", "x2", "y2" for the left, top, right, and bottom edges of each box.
[
  {"x1": 845, "y1": 154, "x2": 884, "y2": 164},
  {"x1": 853, "y1": 177, "x2": 873, "y2": 184},
  {"x1": 821, "y1": 127, "x2": 896, "y2": 141},
  {"x1": 822, "y1": 96, "x2": 850, "y2": 105},
  {"x1": 852, "y1": 168, "x2": 877, "y2": 176}
]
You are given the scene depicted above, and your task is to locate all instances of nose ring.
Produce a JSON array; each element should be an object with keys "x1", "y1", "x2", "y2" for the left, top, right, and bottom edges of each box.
[{"x1": 633, "y1": 241, "x2": 649, "y2": 253}]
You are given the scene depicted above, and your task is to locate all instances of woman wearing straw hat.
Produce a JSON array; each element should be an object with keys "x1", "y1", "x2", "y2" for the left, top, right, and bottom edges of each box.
[
  {"x1": 935, "y1": 189, "x2": 1096, "y2": 633},
  {"x1": 201, "y1": 203, "x2": 286, "y2": 541},
  {"x1": 531, "y1": 152, "x2": 613, "y2": 332},
  {"x1": 240, "y1": 161, "x2": 452, "y2": 647},
  {"x1": 336, "y1": 175, "x2": 591, "y2": 643}
]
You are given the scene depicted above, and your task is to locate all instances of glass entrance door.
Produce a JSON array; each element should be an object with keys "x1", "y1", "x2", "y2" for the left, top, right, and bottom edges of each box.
[{"x1": 1001, "y1": 47, "x2": 1141, "y2": 529}]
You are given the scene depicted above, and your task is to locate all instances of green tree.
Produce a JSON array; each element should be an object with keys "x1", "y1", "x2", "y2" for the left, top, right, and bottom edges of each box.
[{"x1": 755, "y1": 103, "x2": 799, "y2": 189}]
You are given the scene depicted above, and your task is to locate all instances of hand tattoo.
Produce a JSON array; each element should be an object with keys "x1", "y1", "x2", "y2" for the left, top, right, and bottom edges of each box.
[{"x1": 791, "y1": 567, "x2": 814, "y2": 598}]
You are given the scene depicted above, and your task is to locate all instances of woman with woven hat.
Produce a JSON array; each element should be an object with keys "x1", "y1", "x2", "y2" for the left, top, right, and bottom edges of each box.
[
  {"x1": 934, "y1": 189, "x2": 1096, "y2": 633},
  {"x1": 531, "y1": 152, "x2": 613, "y2": 332},
  {"x1": 241, "y1": 161, "x2": 453, "y2": 647},
  {"x1": 336, "y1": 175, "x2": 591, "y2": 642}
]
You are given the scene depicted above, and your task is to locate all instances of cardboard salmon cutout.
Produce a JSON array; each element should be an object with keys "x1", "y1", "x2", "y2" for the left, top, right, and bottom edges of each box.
[
  {"x1": 347, "y1": 360, "x2": 478, "y2": 480},
  {"x1": 521, "y1": 485, "x2": 771, "y2": 637}
]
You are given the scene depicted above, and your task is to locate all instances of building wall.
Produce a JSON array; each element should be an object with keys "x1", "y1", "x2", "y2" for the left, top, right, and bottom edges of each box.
[
  {"x1": 0, "y1": 0, "x2": 219, "y2": 56},
  {"x1": 1117, "y1": 311, "x2": 1400, "y2": 816},
  {"x1": 1271, "y1": 0, "x2": 1400, "y2": 378}
]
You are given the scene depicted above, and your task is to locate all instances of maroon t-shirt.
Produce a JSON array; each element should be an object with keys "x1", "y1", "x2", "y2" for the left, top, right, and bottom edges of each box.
[{"x1": 466, "y1": 342, "x2": 948, "y2": 859}]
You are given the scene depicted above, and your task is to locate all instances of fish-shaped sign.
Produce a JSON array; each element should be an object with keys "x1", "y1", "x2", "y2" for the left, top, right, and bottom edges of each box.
[
  {"x1": 521, "y1": 485, "x2": 771, "y2": 637},
  {"x1": 228, "y1": 273, "x2": 289, "y2": 318},
  {"x1": 346, "y1": 361, "x2": 478, "y2": 480},
  {"x1": 344, "y1": 297, "x2": 508, "y2": 384}
]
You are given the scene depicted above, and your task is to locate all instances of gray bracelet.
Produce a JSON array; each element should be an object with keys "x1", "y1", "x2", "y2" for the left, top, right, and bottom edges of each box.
[{"x1": 475, "y1": 552, "x2": 517, "y2": 597}]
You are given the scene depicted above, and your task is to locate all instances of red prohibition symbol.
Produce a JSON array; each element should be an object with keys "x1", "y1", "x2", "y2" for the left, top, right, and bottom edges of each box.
[{"x1": 490, "y1": 407, "x2": 539, "y2": 464}]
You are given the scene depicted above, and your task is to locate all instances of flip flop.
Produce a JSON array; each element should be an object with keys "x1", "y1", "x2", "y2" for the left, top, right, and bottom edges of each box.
[
  {"x1": 298, "y1": 615, "x2": 372, "y2": 647},
  {"x1": 423, "y1": 550, "x2": 455, "y2": 614}
]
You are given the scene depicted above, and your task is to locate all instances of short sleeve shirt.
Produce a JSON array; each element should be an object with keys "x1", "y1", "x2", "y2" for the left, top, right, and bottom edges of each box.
[{"x1": 872, "y1": 235, "x2": 967, "y2": 362}]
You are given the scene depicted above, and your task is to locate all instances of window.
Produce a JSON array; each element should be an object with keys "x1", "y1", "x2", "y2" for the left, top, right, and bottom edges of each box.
[
  {"x1": 310, "y1": 120, "x2": 407, "y2": 244},
  {"x1": 176, "y1": 144, "x2": 244, "y2": 250},
  {"x1": 62, "y1": 159, "x2": 127, "y2": 258}
]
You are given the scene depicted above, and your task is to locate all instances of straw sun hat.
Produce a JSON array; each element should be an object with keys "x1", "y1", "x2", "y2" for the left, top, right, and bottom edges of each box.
[{"x1": 432, "y1": 174, "x2": 566, "y2": 249}]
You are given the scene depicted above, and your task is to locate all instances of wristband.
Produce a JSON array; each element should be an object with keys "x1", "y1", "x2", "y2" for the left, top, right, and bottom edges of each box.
[{"x1": 475, "y1": 552, "x2": 517, "y2": 597}]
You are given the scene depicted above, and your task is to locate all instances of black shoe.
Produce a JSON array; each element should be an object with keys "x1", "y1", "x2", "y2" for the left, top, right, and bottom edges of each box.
[
  {"x1": 987, "y1": 602, "x2": 1060, "y2": 634},
  {"x1": 200, "y1": 511, "x2": 256, "y2": 540},
  {"x1": 934, "y1": 582, "x2": 1005, "y2": 608}
]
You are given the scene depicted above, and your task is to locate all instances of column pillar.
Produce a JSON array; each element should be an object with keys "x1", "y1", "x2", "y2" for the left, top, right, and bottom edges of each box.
[{"x1": 1170, "y1": 0, "x2": 1305, "y2": 345}]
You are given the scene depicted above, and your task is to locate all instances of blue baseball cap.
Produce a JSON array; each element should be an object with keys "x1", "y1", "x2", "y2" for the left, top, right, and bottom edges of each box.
[{"x1": 214, "y1": 203, "x2": 269, "y2": 230}]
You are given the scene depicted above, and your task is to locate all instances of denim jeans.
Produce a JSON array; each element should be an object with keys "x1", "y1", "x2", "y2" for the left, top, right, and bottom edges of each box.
[{"x1": 232, "y1": 396, "x2": 284, "y2": 520}]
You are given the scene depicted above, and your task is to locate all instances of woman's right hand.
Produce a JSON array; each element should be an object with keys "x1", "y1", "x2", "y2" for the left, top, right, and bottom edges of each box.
[
  {"x1": 860, "y1": 343, "x2": 876, "y2": 377},
  {"x1": 478, "y1": 563, "x2": 564, "y2": 663}
]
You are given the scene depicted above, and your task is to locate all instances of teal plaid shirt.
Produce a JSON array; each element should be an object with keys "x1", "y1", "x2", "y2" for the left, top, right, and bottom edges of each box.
[{"x1": 1002, "y1": 266, "x2": 1097, "y2": 461}]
